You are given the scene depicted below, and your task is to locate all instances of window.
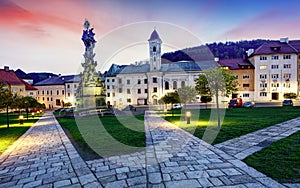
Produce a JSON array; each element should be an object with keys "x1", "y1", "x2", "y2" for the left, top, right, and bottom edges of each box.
[
  {"x1": 153, "y1": 87, "x2": 157, "y2": 93},
  {"x1": 271, "y1": 83, "x2": 279, "y2": 87},
  {"x1": 260, "y1": 83, "x2": 267, "y2": 88},
  {"x1": 271, "y1": 65, "x2": 279, "y2": 69},
  {"x1": 243, "y1": 75, "x2": 250, "y2": 79},
  {"x1": 243, "y1": 93, "x2": 249, "y2": 97},
  {"x1": 181, "y1": 81, "x2": 185, "y2": 88},
  {"x1": 154, "y1": 56, "x2": 156, "y2": 62},
  {"x1": 127, "y1": 80, "x2": 130, "y2": 85},
  {"x1": 56, "y1": 99, "x2": 60, "y2": 106},
  {"x1": 57, "y1": 90, "x2": 59, "y2": 95},
  {"x1": 29, "y1": 92, "x2": 33, "y2": 96},
  {"x1": 112, "y1": 79, "x2": 115, "y2": 82},
  {"x1": 47, "y1": 97, "x2": 49, "y2": 101},
  {"x1": 137, "y1": 79, "x2": 141, "y2": 84},
  {"x1": 37, "y1": 91, "x2": 39, "y2": 95},
  {"x1": 165, "y1": 81, "x2": 169, "y2": 90},
  {"x1": 51, "y1": 97, "x2": 53, "y2": 101},
  {"x1": 127, "y1": 89, "x2": 131, "y2": 94},
  {"x1": 67, "y1": 84, "x2": 70, "y2": 89},
  {"x1": 153, "y1": 46, "x2": 156, "y2": 52},
  {"x1": 62, "y1": 90, "x2": 65, "y2": 95},
  {"x1": 74, "y1": 84, "x2": 77, "y2": 88},
  {"x1": 107, "y1": 93, "x2": 110, "y2": 97},
  {"x1": 283, "y1": 83, "x2": 291, "y2": 88},
  {"x1": 260, "y1": 74, "x2": 267, "y2": 79},
  {"x1": 107, "y1": 85, "x2": 110, "y2": 89},
  {"x1": 50, "y1": 90, "x2": 52, "y2": 95},
  {"x1": 20, "y1": 88, "x2": 23, "y2": 92},
  {"x1": 138, "y1": 89, "x2": 141, "y2": 94},
  {"x1": 271, "y1": 55, "x2": 279, "y2": 60},
  {"x1": 283, "y1": 64, "x2": 291, "y2": 68},
  {"x1": 153, "y1": 77, "x2": 157, "y2": 83},
  {"x1": 118, "y1": 79, "x2": 122, "y2": 84},
  {"x1": 118, "y1": 88, "x2": 122, "y2": 93},
  {"x1": 42, "y1": 90, "x2": 44, "y2": 95},
  {"x1": 260, "y1": 56, "x2": 267, "y2": 60},
  {"x1": 145, "y1": 89, "x2": 148, "y2": 93},
  {"x1": 283, "y1": 73, "x2": 291, "y2": 79},
  {"x1": 68, "y1": 93, "x2": 70, "y2": 97},
  {"x1": 260, "y1": 92, "x2": 267, "y2": 97},
  {"x1": 112, "y1": 93, "x2": 115, "y2": 97},
  {"x1": 243, "y1": 84, "x2": 250, "y2": 88},
  {"x1": 127, "y1": 98, "x2": 131, "y2": 103},
  {"x1": 47, "y1": 90, "x2": 49, "y2": 95},
  {"x1": 173, "y1": 81, "x2": 177, "y2": 89},
  {"x1": 283, "y1": 54, "x2": 291, "y2": 59},
  {"x1": 260, "y1": 65, "x2": 267, "y2": 70},
  {"x1": 112, "y1": 85, "x2": 115, "y2": 89},
  {"x1": 43, "y1": 97, "x2": 44, "y2": 101},
  {"x1": 144, "y1": 79, "x2": 148, "y2": 84},
  {"x1": 271, "y1": 74, "x2": 279, "y2": 79},
  {"x1": 107, "y1": 79, "x2": 110, "y2": 82}
]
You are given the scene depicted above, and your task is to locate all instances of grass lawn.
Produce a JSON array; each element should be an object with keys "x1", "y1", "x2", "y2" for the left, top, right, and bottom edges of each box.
[
  {"x1": 244, "y1": 131, "x2": 300, "y2": 183},
  {"x1": 0, "y1": 113, "x2": 42, "y2": 154},
  {"x1": 56, "y1": 115, "x2": 145, "y2": 160},
  {"x1": 163, "y1": 106, "x2": 300, "y2": 144}
]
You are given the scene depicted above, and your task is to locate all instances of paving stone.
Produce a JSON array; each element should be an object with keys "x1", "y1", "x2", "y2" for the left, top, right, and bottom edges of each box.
[
  {"x1": 79, "y1": 173, "x2": 97, "y2": 185},
  {"x1": 256, "y1": 177, "x2": 285, "y2": 188},
  {"x1": 186, "y1": 170, "x2": 205, "y2": 179},
  {"x1": 222, "y1": 168, "x2": 242, "y2": 176},
  {"x1": 23, "y1": 179, "x2": 42, "y2": 188},
  {"x1": 127, "y1": 176, "x2": 146, "y2": 186},
  {"x1": 206, "y1": 169, "x2": 225, "y2": 177},
  {"x1": 53, "y1": 179, "x2": 71, "y2": 188},
  {"x1": 165, "y1": 179, "x2": 200, "y2": 188},
  {"x1": 148, "y1": 172, "x2": 162, "y2": 184},
  {"x1": 106, "y1": 180, "x2": 127, "y2": 188}
]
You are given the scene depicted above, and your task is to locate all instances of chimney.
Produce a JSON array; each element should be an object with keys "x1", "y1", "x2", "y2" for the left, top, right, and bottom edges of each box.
[
  {"x1": 280, "y1": 37, "x2": 289, "y2": 43},
  {"x1": 4, "y1": 66, "x2": 9, "y2": 72}
]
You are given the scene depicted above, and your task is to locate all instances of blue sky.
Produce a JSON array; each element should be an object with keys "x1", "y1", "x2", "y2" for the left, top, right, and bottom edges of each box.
[{"x1": 1, "y1": 0, "x2": 300, "y2": 74}]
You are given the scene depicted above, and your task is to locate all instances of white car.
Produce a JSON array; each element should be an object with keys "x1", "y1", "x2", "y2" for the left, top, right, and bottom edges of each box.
[{"x1": 172, "y1": 104, "x2": 182, "y2": 109}]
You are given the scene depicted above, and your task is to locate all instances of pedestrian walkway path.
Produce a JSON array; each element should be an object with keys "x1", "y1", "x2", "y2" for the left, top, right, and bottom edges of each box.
[
  {"x1": 87, "y1": 111, "x2": 286, "y2": 187},
  {"x1": 0, "y1": 113, "x2": 99, "y2": 187},
  {"x1": 215, "y1": 117, "x2": 300, "y2": 160}
]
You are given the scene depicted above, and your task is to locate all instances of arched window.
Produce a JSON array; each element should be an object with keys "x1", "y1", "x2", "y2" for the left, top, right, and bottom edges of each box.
[
  {"x1": 154, "y1": 56, "x2": 156, "y2": 62},
  {"x1": 181, "y1": 81, "x2": 185, "y2": 88},
  {"x1": 165, "y1": 81, "x2": 169, "y2": 90},
  {"x1": 173, "y1": 81, "x2": 177, "y2": 90},
  {"x1": 153, "y1": 46, "x2": 156, "y2": 52}
]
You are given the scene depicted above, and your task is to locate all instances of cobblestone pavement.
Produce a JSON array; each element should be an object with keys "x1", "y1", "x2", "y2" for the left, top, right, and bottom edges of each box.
[
  {"x1": 87, "y1": 111, "x2": 287, "y2": 187},
  {"x1": 215, "y1": 117, "x2": 300, "y2": 160},
  {"x1": 1, "y1": 111, "x2": 298, "y2": 187},
  {"x1": 0, "y1": 113, "x2": 100, "y2": 188}
]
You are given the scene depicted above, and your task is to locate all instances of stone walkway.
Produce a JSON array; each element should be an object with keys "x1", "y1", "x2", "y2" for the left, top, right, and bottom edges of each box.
[
  {"x1": 0, "y1": 111, "x2": 298, "y2": 187},
  {"x1": 215, "y1": 117, "x2": 300, "y2": 160},
  {"x1": 0, "y1": 113, "x2": 99, "y2": 187}
]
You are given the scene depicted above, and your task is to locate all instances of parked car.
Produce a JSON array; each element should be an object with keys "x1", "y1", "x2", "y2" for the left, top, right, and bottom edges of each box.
[
  {"x1": 172, "y1": 104, "x2": 182, "y2": 110},
  {"x1": 282, "y1": 99, "x2": 293, "y2": 106},
  {"x1": 243, "y1": 101, "x2": 255, "y2": 108},
  {"x1": 228, "y1": 98, "x2": 243, "y2": 108}
]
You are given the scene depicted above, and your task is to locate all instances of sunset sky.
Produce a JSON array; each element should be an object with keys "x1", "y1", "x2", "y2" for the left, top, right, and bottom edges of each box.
[{"x1": 1, "y1": 0, "x2": 300, "y2": 74}]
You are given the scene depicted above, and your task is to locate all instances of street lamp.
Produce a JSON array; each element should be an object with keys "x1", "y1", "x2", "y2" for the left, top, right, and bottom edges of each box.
[
  {"x1": 25, "y1": 101, "x2": 29, "y2": 120},
  {"x1": 19, "y1": 115, "x2": 24, "y2": 124},
  {"x1": 31, "y1": 112, "x2": 35, "y2": 118},
  {"x1": 185, "y1": 111, "x2": 191, "y2": 124}
]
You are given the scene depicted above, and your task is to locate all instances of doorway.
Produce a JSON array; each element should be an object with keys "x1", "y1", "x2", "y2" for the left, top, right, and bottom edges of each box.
[{"x1": 272, "y1": 93, "x2": 279, "y2": 100}]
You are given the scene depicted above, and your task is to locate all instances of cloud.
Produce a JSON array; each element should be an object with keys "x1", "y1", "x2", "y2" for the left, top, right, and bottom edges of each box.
[{"x1": 221, "y1": 9, "x2": 300, "y2": 40}]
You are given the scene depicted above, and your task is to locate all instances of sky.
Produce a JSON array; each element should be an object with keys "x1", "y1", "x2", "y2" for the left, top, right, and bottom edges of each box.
[{"x1": 1, "y1": 0, "x2": 300, "y2": 75}]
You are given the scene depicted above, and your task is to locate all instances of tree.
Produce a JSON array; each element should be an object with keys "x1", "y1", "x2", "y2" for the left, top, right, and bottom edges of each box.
[
  {"x1": 283, "y1": 92, "x2": 297, "y2": 99},
  {"x1": 195, "y1": 67, "x2": 238, "y2": 128},
  {"x1": 160, "y1": 91, "x2": 180, "y2": 116},
  {"x1": 0, "y1": 82, "x2": 13, "y2": 128},
  {"x1": 177, "y1": 86, "x2": 196, "y2": 110},
  {"x1": 200, "y1": 96, "x2": 212, "y2": 109}
]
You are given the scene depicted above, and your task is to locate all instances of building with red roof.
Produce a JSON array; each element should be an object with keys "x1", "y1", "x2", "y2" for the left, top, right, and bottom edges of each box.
[{"x1": 0, "y1": 66, "x2": 26, "y2": 96}]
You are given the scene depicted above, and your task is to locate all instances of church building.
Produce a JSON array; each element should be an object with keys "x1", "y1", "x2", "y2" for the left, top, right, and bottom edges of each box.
[{"x1": 105, "y1": 29, "x2": 215, "y2": 109}]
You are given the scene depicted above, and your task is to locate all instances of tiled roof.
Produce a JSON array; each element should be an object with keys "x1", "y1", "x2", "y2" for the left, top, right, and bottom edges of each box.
[
  {"x1": 218, "y1": 58, "x2": 254, "y2": 70},
  {"x1": 148, "y1": 29, "x2": 162, "y2": 42},
  {"x1": 34, "y1": 76, "x2": 65, "y2": 86},
  {"x1": 20, "y1": 79, "x2": 38, "y2": 91},
  {"x1": 62, "y1": 75, "x2": 80, "y2": 83},
  {"x1": 119, "y1": 60, "x2": 216, "y2": 74},
  {"x1": 253, "y1": 40, "x2": 300, "y2": 55},
  {"x1": 106, "y1": 64, "x2": 127, "y2": 77},
  {"x1": 0, "y1": 68, "x2": 24, "y2": 85}
]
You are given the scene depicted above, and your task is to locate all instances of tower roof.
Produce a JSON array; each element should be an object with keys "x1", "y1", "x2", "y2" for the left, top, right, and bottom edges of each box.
[{"x1": 148, "y1": 29, "x2": 162, "y2": 42}]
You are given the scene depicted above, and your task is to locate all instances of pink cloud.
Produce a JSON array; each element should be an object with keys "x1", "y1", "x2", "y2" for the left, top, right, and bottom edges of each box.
[{"x1": 221, "y1": 9, "x2": 300, "y2": 41}]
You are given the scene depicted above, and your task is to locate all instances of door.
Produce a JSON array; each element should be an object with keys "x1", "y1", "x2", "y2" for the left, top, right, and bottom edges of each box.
[{"x1": 272, "y1": 93, "x2": 279, "y2": 100}]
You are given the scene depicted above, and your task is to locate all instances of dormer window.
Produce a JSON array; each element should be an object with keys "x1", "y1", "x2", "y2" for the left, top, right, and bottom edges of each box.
[{"x1": 270, "y1": 46, "x2": 281, "y2": 51}]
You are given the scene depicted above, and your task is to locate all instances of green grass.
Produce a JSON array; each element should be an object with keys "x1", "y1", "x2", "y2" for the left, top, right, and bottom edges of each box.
[
  {"x1": 0, "y1": 113, "x2": 42, "y2": 154},
  {"x1": 56, "y1": 115, "x2": 145, "y2": 160},
  {"x1": 244, "y1": 131, "x2": 300, "y2": 183},
  {"x1": 163, "y1": 106, "x2": 300, "y2": 144}
]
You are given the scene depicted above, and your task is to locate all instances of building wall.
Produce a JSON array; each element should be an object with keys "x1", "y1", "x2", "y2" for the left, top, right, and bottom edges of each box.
[
  {"x1": 65, "y1": 82, "x2": 78, "y2": 106},
  {"x1": 10, "y1": 84, "x2": 26, "y2": 97},
  {"x1": 35, "y1": 85, "x2": 65, "y2": 109},
  {"x1": 230, "y1": 68, "x2": 255, "y2": 101},
  {"x1": 251, "y1": 54, "x2": 298, "y2": 102}
]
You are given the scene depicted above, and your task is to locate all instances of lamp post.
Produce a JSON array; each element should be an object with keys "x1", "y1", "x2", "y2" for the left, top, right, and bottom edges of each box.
[
  {"x1": 185, "y1": 111, "x2": 191, "y2": 124},
  {"x1": 31, "y1": 112, "x2": 35, "y2": 118},
  {"x1": 164, "y1": 108, "x2": 167, "y2": 117},
  {"x1": 25, "y1": 101, "x2": 29, "y2": 120}
]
